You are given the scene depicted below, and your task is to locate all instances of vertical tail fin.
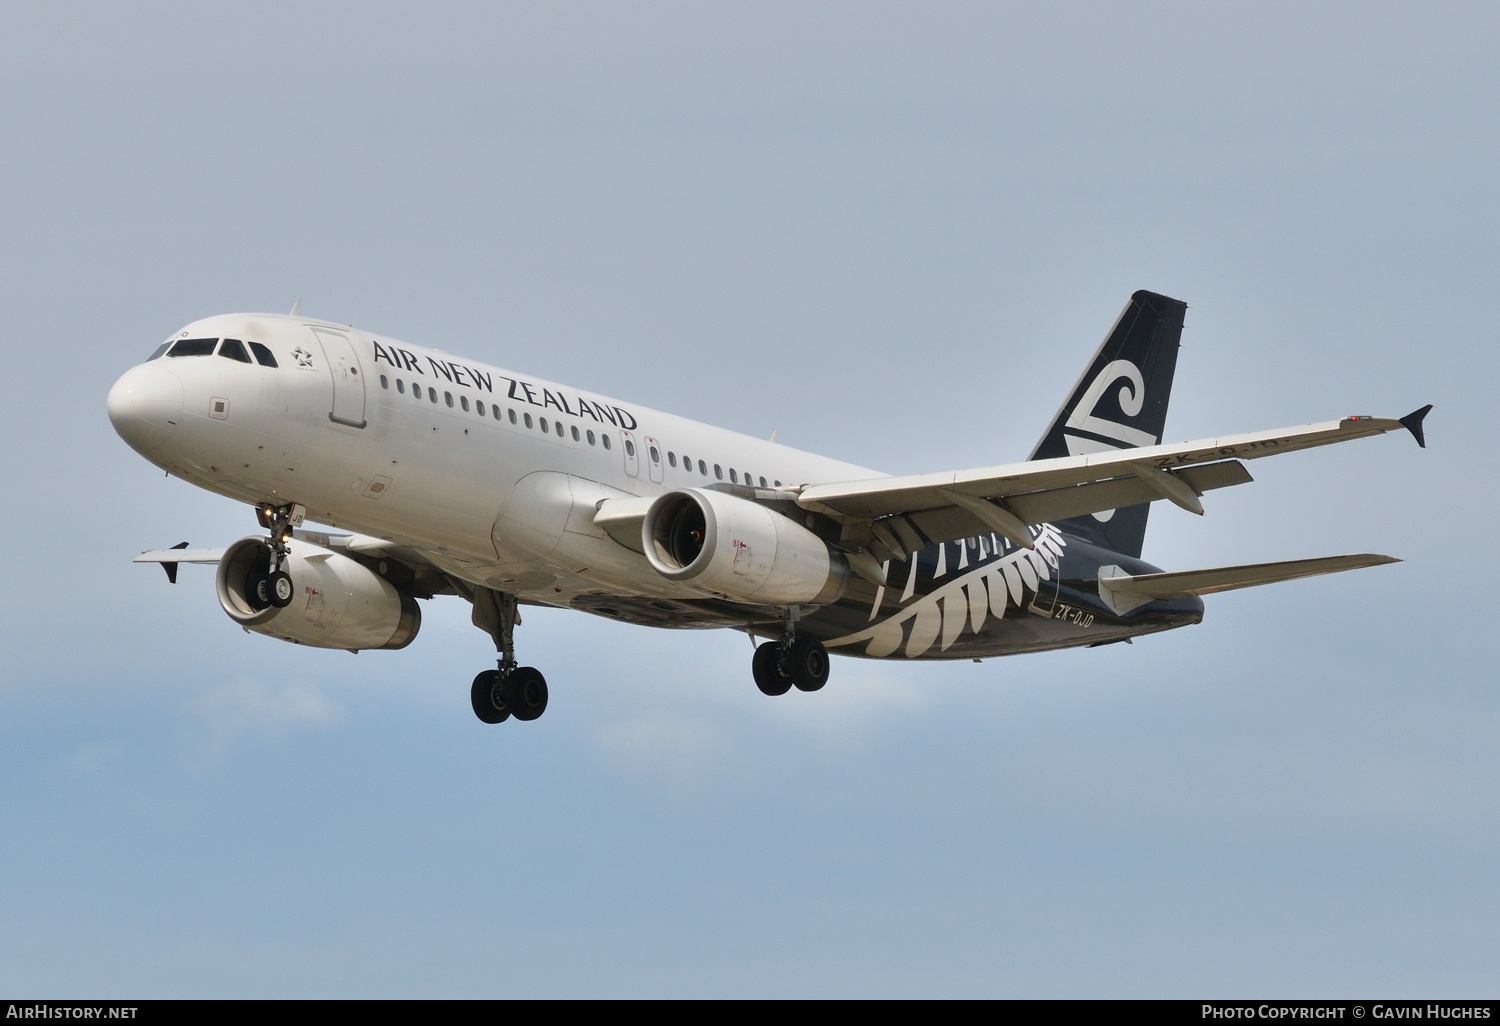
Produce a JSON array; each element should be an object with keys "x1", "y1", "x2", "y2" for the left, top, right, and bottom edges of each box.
[{"x1": 1029, "y1": 290, "x2": 1187, "y2": 558}]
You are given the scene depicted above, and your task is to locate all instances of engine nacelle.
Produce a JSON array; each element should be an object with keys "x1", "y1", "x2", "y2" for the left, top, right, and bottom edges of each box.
[
  {"x1": 215, "y1": 536, "x2": 421, "y2": 651},
  {"x1": 641, "y1": 489, "x2": 848, "y2": 606}
]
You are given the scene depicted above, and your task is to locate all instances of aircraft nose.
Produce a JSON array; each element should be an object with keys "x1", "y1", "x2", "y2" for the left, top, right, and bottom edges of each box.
[{"x1": 107, "y1": 362, "x2": 184, "y2": 454}]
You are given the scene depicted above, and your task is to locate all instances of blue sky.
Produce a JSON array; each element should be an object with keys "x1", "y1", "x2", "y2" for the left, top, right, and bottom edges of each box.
[{"x1": 1, "y1": 3, "x2": 1495, "y2": 996}]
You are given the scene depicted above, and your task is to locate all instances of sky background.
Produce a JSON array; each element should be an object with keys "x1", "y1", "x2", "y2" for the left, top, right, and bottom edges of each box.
[{"x1": 1, "y1": 2, "x2": 1496, "y2": 997}]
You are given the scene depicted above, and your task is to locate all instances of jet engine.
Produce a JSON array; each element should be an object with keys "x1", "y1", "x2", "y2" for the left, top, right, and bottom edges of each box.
[
  {"x1": 215, "y1": 536, "x2": 421, "y2": 651},
  {"x1": 641, "y1": 489, "x2": 848, "y2": 606}
]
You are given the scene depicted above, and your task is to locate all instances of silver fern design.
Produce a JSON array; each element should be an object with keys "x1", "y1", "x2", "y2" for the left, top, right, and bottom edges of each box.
[{"x1": 826, "y1": 524, "x2": 1068, "y2": 658}]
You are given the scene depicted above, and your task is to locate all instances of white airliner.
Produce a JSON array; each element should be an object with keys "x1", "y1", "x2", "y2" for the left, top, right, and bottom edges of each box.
[{"x1": 108, "y1": 291, "x2": 1429, "y2": 723}]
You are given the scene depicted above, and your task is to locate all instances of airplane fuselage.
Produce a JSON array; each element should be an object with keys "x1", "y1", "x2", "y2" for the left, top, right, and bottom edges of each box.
[{"x1": 108, "y1": 312, "x2": 1203, "y2": 663}]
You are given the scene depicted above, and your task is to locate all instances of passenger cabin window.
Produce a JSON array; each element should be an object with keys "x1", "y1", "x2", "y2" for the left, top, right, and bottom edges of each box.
[
  {"x1": 396, "y1": 379, "x2": 405, "y2": 394},
  {"x1": 555, "y1": 421, "x2": 564, "y2": 437},
  {"x1": 668, "y1": 452, "x2": 677, "y2": 468},
  {"x1": 729, "y1": 469, "x2": 738, "y2": 484},
  {"x1": 540, "y1": 417, "x2": 549, "y2": 433},
  {"x1": 428, "y1": 387, "x2": 437, "y2": 403},
  {"x1": 147, "y1": 342, "x2": 170, "y2": 361},
  {"x1": 218, "y1": 339, "x2": 252, "y2": 363},
  {"x1": 168, "y1": 338, "x2": 217, "y2": 358},
  {"x1": 759, "y1": 476, "x2": 767, "y2": 487},
  {"x1": 247, "y1": 341, "x2": 278, "y2": 367},
  {"x1": 602, "y1": 435, "x2": 611, "y2": 450},
  {"x1": 587, "y1": 430, "x2": 596, "y2": 445},
  {"x1": 460, "y1": 396, "x2": 469, "y2": 412},
  {"x1": 698, "y1": 460, "x2": 706, "y2": 475},
  {"x1": 509, "y1": 409, "x2": 517, "y2": 425},
  {"x1": 571, "y1": 425, "x2": 580, "y2": 441},
  {"x1": 444, "y1": 391, "x2": 454, "y2": 408},
  {"x1": 714, "y1": 464, "x2": 723, "y2": 480},
  {"x1": 524, "y1": 413, "x2": 533, "y2": 429}
]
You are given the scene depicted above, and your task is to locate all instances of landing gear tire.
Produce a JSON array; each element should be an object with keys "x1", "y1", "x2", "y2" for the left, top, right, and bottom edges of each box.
[
  {"x1": 787, "y1": 637, "x2": 829, "y2": 692},
  {"x1": 471, "y1": 670, "x2": 510, "y2": 724},
  {"x1": 245, "y1": 571, "x2": 271, "y2": 611},
  {"x1": 752, "y1": 642, "x2": 794, "y2": 696},
  {"x1": 506, "y1": 667, "x2": 548, "y2": 721},
  {"x1": 267, "y1": 570, "x2": 294, "y2": 608}
]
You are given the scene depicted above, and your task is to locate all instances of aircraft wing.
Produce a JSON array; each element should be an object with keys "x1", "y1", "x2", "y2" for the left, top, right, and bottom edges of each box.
[
  {"x1": 592, "y1": 496, "x2": 656, "y2": 553},
  {"x1": 135, "y1": 546, "x2": 226, "y2": 565},
  {"x1": 135, "y1": 543, "x2": 225, "y2": 584},
  {"x1": 797, "y1": 409, "x2": 1430, "y2": 560},
  {"x1": 134, "y1": 530, "x2": 454, "y2": 595}
]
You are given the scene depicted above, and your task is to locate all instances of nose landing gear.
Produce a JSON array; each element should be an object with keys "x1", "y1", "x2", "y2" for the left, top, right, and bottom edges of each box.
[
  {"x1": 469, "y1": 588, "x2": 549, "y2": 725},
  {"x1": 245, "y1": 502, "x2": 305, "y2": 610},
  {"x1": 246, "y1": 568, "x2": 295, "y2": 609}
]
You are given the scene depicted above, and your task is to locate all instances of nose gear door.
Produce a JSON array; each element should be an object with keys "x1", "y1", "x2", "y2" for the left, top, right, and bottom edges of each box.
[{"x1": 308, "y1": 327, "x2": 367, "y2": 428}]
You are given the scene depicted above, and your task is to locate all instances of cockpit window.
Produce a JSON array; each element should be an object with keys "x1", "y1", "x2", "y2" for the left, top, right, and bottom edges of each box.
[
  {"x1": 147, "y1": 342, "x2": 171, "y2": 361},
  {"x1": 218, "y1": 339, "x2": 252, "y2": 363},
  {"x1": 168, "y1": 338, "x2": 218, "y2": 358},
  {"x1": 247, "y1": 341, "x2": 278, "y2": 367}
]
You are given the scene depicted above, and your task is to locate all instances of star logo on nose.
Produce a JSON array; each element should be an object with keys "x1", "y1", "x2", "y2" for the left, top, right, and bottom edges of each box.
[{"x1": 291, "y1": 347, "x2": 315, "y2": 368}]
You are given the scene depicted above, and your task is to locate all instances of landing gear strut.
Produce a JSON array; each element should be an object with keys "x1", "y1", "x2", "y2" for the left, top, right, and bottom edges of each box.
[
  {"x1": 246, "y1": 502, "x2": 303, "y2": 610},
  {"x1": 751, "y1": 609, "x2": 830, "y2": 696},
  {"x1": 469, "y1": 588, "x2": 549, "y2": 725}
]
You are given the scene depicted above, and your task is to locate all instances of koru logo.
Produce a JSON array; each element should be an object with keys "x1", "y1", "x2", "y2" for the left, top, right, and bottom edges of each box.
[
  {"x1": 1065, "y1": 359, "x2": 1154, "y2": 448},
  {"x1": 291, "y1": 346, "x2": 315, "y2": 369},
  {"x1": 1063, "y1": 359, "x2": 1158, "y2": 522}
]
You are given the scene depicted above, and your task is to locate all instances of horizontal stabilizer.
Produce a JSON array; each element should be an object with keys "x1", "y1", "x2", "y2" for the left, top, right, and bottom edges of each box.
[{"x1": 1097, "y1": 553, "x2": 1399, "y2": 615}]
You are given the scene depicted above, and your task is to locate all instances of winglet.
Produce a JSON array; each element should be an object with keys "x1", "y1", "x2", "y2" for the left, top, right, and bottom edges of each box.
[
  {"x1": 161, "y1": 541, "x2": 189, "y2": 584},
  {"x1": 1399, "y1": 404, "x2": 1433, "y2": 448}
]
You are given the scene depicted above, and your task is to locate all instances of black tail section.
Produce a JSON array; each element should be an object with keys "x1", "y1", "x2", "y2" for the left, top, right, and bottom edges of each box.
[{"x1": 1029, "y1": 290, "x2": 1187, "y2": 558}]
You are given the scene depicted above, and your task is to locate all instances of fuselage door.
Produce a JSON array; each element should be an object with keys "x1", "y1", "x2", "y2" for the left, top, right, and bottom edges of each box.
[
  {"x1": 309, "y1": 327, "x2": 367, "y2": 428},
  {"x1": 645, "y1": 436, "x2": 664, "y2": 483},
  {"x1": 619, "y1": 429, "x2": 640, "y2": 478}
]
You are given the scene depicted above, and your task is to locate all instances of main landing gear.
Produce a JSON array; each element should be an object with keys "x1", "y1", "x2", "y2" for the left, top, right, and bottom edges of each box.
[
  {"x1": 751, "y1": 613, "x2": 830, "y2": 697},
  {"x1": 469, "y1": 588, "x2": 549, "y2": 725},
  {"x1": 245, "y1": 502, "x2": 303, "y2": 611}
]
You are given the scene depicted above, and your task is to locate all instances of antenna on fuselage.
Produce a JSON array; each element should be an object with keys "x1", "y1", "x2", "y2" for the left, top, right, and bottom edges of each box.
[
  {"x1": 769, "y1": 429, "x2": 779, "y2": 444},
  {"x1": 289, "y1": 300, "x2": 301, "y2": 316}
]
